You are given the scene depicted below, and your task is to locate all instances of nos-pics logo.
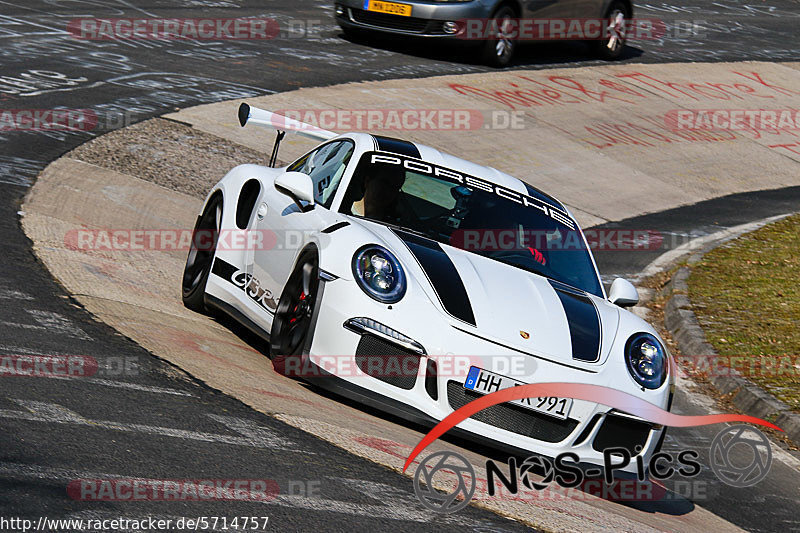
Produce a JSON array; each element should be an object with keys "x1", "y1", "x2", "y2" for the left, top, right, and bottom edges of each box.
[
  {"x1": 413, "y1": 450, "x2": 476, "y2": 513},
  {"x1": 413, "y1": 425, "x2": 773, "y2": 513}
]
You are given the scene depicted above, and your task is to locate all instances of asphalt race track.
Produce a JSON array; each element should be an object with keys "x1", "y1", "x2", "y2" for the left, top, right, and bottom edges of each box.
[{"x1": 1, "y1": 0, "x2": 800, "y2": 531}]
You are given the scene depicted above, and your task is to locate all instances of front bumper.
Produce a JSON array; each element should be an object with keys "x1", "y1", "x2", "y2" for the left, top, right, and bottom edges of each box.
[
  {"x1": 305, "y1": 275, "x2": 668, "y2": 472},
  {"x1": 335, "y1": 0, "x2": 491, "y2": 38}
]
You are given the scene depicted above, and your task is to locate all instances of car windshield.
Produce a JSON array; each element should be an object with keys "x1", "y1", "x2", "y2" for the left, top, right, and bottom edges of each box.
[{"x1": 339, "y1": 151, "x2": 603, "y2": 296}]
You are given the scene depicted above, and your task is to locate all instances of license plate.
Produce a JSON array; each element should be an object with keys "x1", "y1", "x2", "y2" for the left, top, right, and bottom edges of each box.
[
  {"x1": 464, "y1": 366, "x2": 573, "y2": 420},
  {"x1": 364, "y1": 0, "x2": 412, "y2": 16}
]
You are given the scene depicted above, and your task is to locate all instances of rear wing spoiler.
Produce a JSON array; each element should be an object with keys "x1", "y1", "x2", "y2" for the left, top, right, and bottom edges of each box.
[{"x1": 238, "y1": 103, "x2": 337, "y2": 167}]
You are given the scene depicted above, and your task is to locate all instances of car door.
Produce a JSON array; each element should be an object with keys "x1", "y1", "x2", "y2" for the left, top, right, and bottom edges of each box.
[
  {"x1": 521, "y1": 0, "x2": 584, "y2": 24},
  {"x1": 251, "y1": 139, "x2": 355, "y2": 303}
]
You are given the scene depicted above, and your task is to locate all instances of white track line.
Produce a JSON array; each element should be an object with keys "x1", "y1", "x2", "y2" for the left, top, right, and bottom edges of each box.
[{"x1": 0, "y1": 399, "x2": 306, "y2": 452}]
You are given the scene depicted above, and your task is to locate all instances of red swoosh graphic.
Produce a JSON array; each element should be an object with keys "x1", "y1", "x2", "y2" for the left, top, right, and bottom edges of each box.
[{"x1": 402, "y1": 382, "x2": 782, "y2": 472}]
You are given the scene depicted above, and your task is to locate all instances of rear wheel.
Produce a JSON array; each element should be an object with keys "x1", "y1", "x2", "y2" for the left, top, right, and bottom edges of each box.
[
  {"x1": 593, "y1": 1, "x2": 630, "y2": 60},
  {"x1": 270, "y1": 254, "x2": 319, "y2": 376},
  {"x1": 481, "y1": 6, "x2": 517, "y2": 68},
  {"x1": 182, "y1": 194, "x2": 222, "y2": 313}
]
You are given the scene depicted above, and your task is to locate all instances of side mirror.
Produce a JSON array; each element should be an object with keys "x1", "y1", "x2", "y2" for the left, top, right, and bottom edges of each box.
[
  {"x1": 609, "y1": 278, "x2": 639, "y2": 308},
  {"x1": 275, "y1": 171, "x2": 314, "y2": 212}
]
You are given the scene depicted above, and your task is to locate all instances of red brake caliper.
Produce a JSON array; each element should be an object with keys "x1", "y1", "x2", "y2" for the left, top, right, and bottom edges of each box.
[{"x1": 289, "y1": 292, "x2": 307, "y2": 324}]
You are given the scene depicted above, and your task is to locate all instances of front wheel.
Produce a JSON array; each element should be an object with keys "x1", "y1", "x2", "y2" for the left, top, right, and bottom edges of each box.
[
  {"x1": 593, "y1": 1, "x2": 630, "y2": 60},
  {"x1": 182, "y1": 194, "x2": 222, "y2": 313},
  {"x1": 481, "y1": 6, "x2": 517, "y2": 68},
  {"x1": 270, "y1": 254, "x2": 319, "y2": 376}
]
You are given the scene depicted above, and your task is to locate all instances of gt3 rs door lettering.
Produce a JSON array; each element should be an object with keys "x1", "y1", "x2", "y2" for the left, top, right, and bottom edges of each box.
[
  {"x1": 233, "y1": 271, "x2": 279, "y2": 311},
  {"x1": 212, "y1": 257, "x2": 278, "y2": 312},
  {"x1": 368, "y1": 153, "x2": 575, "y2": 230}
]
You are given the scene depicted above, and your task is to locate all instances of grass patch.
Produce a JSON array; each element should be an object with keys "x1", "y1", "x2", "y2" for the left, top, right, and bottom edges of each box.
[{"x1": 689, "y1": 213, "x2": 800, "y2": 411}]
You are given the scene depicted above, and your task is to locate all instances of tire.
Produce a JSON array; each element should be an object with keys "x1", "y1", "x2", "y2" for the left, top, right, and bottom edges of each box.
[
  {"x1": 481, "y1": 5, "x2": 517, "y2": 68},
  {"x1": 593, "y1": 1, "x2": 630, "y2": 60},
  {"x1": 270, "y1": 253, "x2": 320, "y2": 377},
  {"x1": 181, "y1": 194, "x2": 222, "y2": 313}
]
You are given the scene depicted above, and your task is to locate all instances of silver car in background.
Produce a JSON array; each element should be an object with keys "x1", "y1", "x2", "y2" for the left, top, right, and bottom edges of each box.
[{"x1": 334, "y1": 0, "x2": 632, "y2": 67}]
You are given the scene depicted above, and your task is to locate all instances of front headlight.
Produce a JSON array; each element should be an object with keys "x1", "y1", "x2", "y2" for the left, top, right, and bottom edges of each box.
[
  {"x1": 625, "y1": 333, "x2": 667, "y2": 389},
  {"x1": 352, "y1": 245, "x2": 406, "y2": 303}
]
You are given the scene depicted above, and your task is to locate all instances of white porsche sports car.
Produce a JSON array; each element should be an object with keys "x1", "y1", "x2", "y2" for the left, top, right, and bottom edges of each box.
[{"x1": 182, "y1": 103, "x2": 673, "y2": 473}]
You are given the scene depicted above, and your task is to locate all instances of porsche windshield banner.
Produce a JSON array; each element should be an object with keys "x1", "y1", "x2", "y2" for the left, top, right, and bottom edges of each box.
[{"x1": 366, "y1": 152, "x2": 577, "y2": 230}]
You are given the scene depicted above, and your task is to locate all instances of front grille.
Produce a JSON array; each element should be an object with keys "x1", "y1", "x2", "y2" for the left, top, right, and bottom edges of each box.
[
  {"x1": 592, "y1": 415, "x2": 652, "y2": 456},
  {"x1": 355, "y1": 335, "x2": 420, "y2": 390},
  {"x1": 447, "y1": 381, "x2": 578, "y2": 443},
  {"x1": 350, "y1": 8, "x2": 430, "y2": 33}
]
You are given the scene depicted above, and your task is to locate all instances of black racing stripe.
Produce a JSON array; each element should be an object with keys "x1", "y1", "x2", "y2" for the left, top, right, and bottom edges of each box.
[
  {"x1": 392, "y1": 229, "x2": 476, "y2": 326},
  {"x1": 372, "y1": 136, "x2": 421, "y2": 158},
  {"x1": 321, "y1": 221, "x2": 350, "y2": 234},
  {"x1": 212, "y1": 257, "x2": 237, "y2": 279},
  {"x1": 548, "y1": 280, "x2": 601, "y2": 362}
]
